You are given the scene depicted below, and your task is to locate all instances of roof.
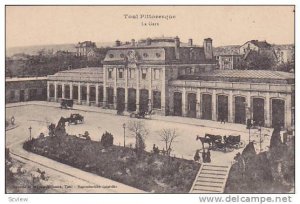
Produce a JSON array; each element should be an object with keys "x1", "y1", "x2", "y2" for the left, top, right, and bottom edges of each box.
[
  {"x1": 243, "y1": 40, "x2": 272, "y2": 49},
  {"x1": 47, "y1": 67, "x2": 103, "y2": 83},
  {"x1": 178, "y1": 70, "x2": 294, "y2": 84},
  {"x1": 6, "y1": 77, "x2": 47, "y2": 82}
]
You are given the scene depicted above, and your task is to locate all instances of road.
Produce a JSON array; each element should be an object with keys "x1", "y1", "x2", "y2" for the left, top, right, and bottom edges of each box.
[{"x1": 5, "y1": 102, "x2": 273, "y2": 193}]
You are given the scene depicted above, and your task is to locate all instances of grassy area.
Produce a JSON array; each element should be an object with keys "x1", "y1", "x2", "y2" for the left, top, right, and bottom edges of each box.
[{"x1": 23, "y1": 135, "x2": 200, "y2": 193}]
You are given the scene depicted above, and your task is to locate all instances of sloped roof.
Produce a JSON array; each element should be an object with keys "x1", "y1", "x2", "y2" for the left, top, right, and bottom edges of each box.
[
  {"x1": 246, "y1": 40, "x2": 272, "y2": 48},
  {"x1": 178, "y1": 70, "x2": 294, "y2": 84},
  {"x1": 47, "y1": 67, "x2": 103, "y2": 83}
]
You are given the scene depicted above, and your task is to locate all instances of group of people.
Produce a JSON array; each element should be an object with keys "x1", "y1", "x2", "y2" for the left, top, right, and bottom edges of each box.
[{"x1": 194, "y1": 149, "x2": 211, "y2": 163}]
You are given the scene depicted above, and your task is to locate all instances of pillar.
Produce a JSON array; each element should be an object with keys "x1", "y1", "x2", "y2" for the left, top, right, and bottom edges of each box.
[
  {"x1": 285, "y1": 94, "x2": 292, "y2": 129},
  {"x1": 125, "y1": 67, "x2": 128, "y2": 110},
  {"x1": 78, "y1": 83, "x2": 81, "y2": 104},
  {"x1": 114, "y1": 68, "x2": 117, "y2": 109},
  {"x1": 54, "y1": 81, "x2": 57, "y2": 102},
  {"x1": 196, "y1": 89, "x2": 201, "y2": 118},
  {"x1": 149, "y1": 68, "x2": 152, "y2": 102},
  {"x1": 62, "y1": 83, "x2": 65, "y2": 99},
  {"x1": 265, "y1": 92, "x2": 271, "y2": 127},
  {"x1": 70, "y1": 83, "x2": 73, "y2": 99},
  {"x1": 247, "y1": 91, "x2": 251, "y2": 119},
  {"x1": 96, "y1": 85, "x2": 99, "y2": 106},
  {"x1": 182, "y1": 88, "x2": 186, "y2": 117},
  {"x1": 103, "y1": 66, "x2": 107, "y2": 107},
  {"x1": 212, "y1": 90, "x2": 217, "y2": 121},
  {"x1": 87, "y1": 84, "x2": 90, "y2": 105},
  {"x1": 47, "y1": 82, "x2": 50, "y2": 101},
  {"x1": 161, "y1": 67, "x2": 166, "y2": 114},
  {"x1": 136, "y1": 67, "x2": 140, "y2": 111},
  {"x1": 228, "y1": 90, "x2": 233, "y2": 123}
]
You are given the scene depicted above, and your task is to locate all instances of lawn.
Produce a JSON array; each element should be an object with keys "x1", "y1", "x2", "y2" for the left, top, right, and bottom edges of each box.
[{"x1": 23, "y1": 135, "x2": 200, "y2": 193}]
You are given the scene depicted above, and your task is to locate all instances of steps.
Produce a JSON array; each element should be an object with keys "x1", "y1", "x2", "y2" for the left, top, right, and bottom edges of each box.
[{"x1": 190, "y1": 164, "x2": 231, "y2": 193}]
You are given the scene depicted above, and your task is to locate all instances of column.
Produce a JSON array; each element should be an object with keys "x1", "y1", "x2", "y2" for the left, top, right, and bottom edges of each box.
[
  {"x1": 136, "y1": 67, "x2": 140, "y2": 111},
  {"x1": 149, "y1": 68, "x2": 152, "y2": 102},
  {"x1": 62, "y1": 83, "x2": 65, "y2": 99},
  {"x1": 78, "y1": 83, "x2": 81, "y2": 104},
  {"x1": 161, "y1": 67, "x2": 166, "y2": 114},
  {"x1": 228, "y1": 90, "x2": 233, "y2": 123},
  {"x1": 265, "y1": 92, "x2": 271, "y2": 127},
  {"x1": 182, "y1": 88, "x2": 186, "y2": 117},
  {"x1": 285, "y1": 94, "x2": 292, "y2": 129},
  {"x1": 114, "y1": 68, "x2": 118, "y2": 109},
  {"x1": 196, "y1": 89, "x2": 201, "y2": 118},
  {"x1": 125, "y1": 67, "x2": 128, "y2": 111},
  {"x1": 247, "y1": 92, "x2": 251, "y2": 119},
  {"x1": 47, "y1": 82, "x2": 50, "y2": 101},
  {"x1": 54, "y1": 81, "x2": 57, "y2": 102},
  {"x1": 70, "y1": 83, "x2": 73, "y2": 99},
  {"x1": 95, "y1": 85, "x2": 99, "y2": 106},
  {"x1": 103, "y1": 66, "x2": 107, "y2": 107},
  {"x1": 212, "y1": 90, "x2": 217, "y2": 121},
  {"x1": 87, "y1": 84, "x2": 90, "y2": 105}
]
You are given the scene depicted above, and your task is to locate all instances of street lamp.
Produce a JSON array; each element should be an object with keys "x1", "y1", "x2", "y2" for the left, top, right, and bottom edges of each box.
[
  {"x1": 29, "y1": 126, "x2": 32, "y2": 140},
  {"x1": 123, "y1": 123, "x2": 126, "y2": 147}
]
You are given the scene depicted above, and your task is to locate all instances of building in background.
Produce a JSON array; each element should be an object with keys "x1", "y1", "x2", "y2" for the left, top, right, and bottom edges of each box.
[
  {"x1": 75, "y1": 41, "x2": 97, "y2": 58},
  {"x1": 6, "y1": 77, "x2": 47, "y2": 103}
]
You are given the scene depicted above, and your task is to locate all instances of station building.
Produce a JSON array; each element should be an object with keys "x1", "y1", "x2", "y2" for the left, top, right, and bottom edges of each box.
[{"x1": 47, "y1": 37, "x2": 295, "y2": 129}]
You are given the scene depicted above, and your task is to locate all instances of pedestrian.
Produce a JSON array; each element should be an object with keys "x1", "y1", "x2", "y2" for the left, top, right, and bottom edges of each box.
[
  {"x1": 206, "y1": 149, "x2": 211, "y2": 163},
  {"x1": 202, "y1": 149, "x2": 206, "y2": 163},
  {"x1": 194, "y1": 150, "x2": 200, "y2": 162}
]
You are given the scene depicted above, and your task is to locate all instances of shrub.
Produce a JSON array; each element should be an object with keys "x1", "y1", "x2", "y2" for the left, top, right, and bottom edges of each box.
[{"x1": 100, "y1": 131, "x2": 114, "y2": 147}]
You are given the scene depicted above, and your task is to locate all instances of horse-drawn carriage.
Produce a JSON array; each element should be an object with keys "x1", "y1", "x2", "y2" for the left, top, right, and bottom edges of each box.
[
  {"x1": 129, "y1": 110, "x2": 153, "y2": 119},
  {"x1": 60, "y1": 99, "x2": 73, "y2": 109},
  {"x1": 68, "y1": 113, "x2": 84, "y2": 125},
  {"x1": 196, "y1": 133, "x2": 245, "y2": 152}
]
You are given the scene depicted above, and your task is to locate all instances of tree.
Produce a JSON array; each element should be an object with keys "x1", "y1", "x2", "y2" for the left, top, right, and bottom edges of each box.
[
  {"x1": 127, "y1": 121, "x2": 148, "y2": 153},
  {"x1": 159, "y1": 128, "x2": 178, "y2": 156},
  {"x1": 235, "y1": 51, "x2": 276, "y2": 70}
]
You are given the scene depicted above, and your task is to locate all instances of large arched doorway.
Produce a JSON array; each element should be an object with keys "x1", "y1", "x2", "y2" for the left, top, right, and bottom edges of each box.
[
  {"x1": 272, "y1": 99, "x2": 285, "y2": 128},
  {"x1": 217, "y1": 95, "x2": 228, "y2": 122},
  {"x1": 187, "y1": 93, "x2": 197, "y2": 118},
  {"x1": 128, "y1": 88, "x2": 136, "y2": 111},
  {"x1": 234, "y1": 96, "x2": 246, "y2": 124},
  {"x1": 117, "y1": 88, "x2": 125, "y2": 112},
  {"x1": 139, "y1": 89, "x2": 149, "y2": 112},
  {"x1": 201, "y1": 94, "x2": 212, "y2": 120},
  {"x1": 106, "y1": 87, "x2": 114, "y2": 105},
  {"x1": 173, "y1": 92, "x2": 182, "y2": 116},
  {"x1": 252, "y1": 98, "x2": 264, "y2": 126}
]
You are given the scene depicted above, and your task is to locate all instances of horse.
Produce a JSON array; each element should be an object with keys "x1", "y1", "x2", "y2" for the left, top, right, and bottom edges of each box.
[{"x1": 196, "y1": 135, "x2": 212, "y2": 149}]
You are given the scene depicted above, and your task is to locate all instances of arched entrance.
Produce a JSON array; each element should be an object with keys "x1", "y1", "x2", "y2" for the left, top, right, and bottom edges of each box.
[
  {"x1": 187, "y1": 93, "x2": 197, "y2": 118},
  {"x1": 272, "y1": 99, "x2": 285, "y2": 128},
  {"x1": 234, "y1": 96, "x2": 246, "y2": 124},
  {"x1": 217, "y1": 95, "x2": 228, "y2": 122},
  {"x1": 128, "y1": 88, "x2": 136, "y2": 111},
  {"x1": 201, "y1": 94, "x2": 212, "y2": 120},
  {"x1": 173, "y1": 92, "x2": 182, "y2": 116},
  {"x1": 252, "y1": 98, "x2": 264, "y2": 126},
  {"x1": 117, "y1": 88, "x2": 125, "y2": 112},
  {"x1": 139, "y1": 89, "x2": 149, "y2": 112}
]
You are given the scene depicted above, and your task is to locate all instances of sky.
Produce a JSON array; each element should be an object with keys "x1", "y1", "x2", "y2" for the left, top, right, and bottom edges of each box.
[{"x1": 6, "y1": 6, "x2": 295, "y2": 48}]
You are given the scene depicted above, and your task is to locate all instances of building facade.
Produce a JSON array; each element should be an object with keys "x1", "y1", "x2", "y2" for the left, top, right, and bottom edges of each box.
[
  {"x1": 217, "y1": 54, "x2": 242, "y2": 70},
  {"x1": 47, "y1": 37, "x2": 295, "y2": 130},
  {"x1": 6, "y1": 77, "x2": 47, "y2": 103}
]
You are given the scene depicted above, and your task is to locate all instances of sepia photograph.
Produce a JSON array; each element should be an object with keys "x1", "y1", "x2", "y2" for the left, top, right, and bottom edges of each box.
[{"x1": 5, "y1": 5, "x2": 295, "y2": 195}]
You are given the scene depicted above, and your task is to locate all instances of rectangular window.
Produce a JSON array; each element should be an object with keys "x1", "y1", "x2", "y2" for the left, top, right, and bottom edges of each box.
[
  {"x1": 129, "y1": 68, "x2": 135, "y2": 79},
  {"x1": 118, "y1": 68, "x2": 124, "y2": 79},
  {"x1": 153, "y1": 91, "x2": 161, "y2": 109},
  {"x1": 108, "y1": 68, "x2": 113, "y2": 79},
  {"x1": 142, "y1": 69, "x2": 147, "y2": 79},
  {"x1": 154, "y1": 69, "x2": 160, "y2": 80},
  {"x1": 10, "y1": 90, "x2": 15, "y2": 100}
]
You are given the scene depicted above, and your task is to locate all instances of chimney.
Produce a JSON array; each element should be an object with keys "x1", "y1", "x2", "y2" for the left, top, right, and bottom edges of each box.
[
  {"x1": 188, "y1": 39, "x2": 193, "y2": 46},
  {"x1": 203, "y1": 38, "x2": 213, "y2": 60},
  {"x1": 174, "y1": 36, "x2": 180, "y2": 60},
  {"x1": 115, "y1": 40, "x2": 121, "y2": 47},
  {"x1": 131, "y1": 39, "x2": 136, "y2": 46},
  {"x1": 146, "y1": 38, "x2": 151, "y2": 45}
]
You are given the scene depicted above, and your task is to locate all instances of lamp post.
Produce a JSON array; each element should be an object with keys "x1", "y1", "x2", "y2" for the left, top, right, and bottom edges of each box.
[
  {"x1": 123, "y1": 123, "x2": 126, "y2": 147},
  {"x1": 29, "y1": 126, "x2": 32, "y2": 140},
  {"x1": 259, "y1": 122, "x2": 262, "y2": 152}
]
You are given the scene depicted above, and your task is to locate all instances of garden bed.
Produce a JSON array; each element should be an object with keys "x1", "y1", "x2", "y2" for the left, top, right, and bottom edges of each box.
[{"x1": 23, "y1": 135, "x2": 200, "y2": 193}]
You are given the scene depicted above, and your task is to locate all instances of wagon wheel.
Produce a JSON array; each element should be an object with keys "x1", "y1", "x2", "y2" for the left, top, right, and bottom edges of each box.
[{"x1": 239, "y1": 140, "x2": 246, "y2": 148}]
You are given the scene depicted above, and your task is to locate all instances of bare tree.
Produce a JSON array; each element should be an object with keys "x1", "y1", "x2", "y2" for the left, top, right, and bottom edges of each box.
[
  {"x1": 127, "y1": 120, "x2": 149, "y2": 153},
  {"x1": 159, "y1": 128, "x2": 178, "y2": 156}
]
